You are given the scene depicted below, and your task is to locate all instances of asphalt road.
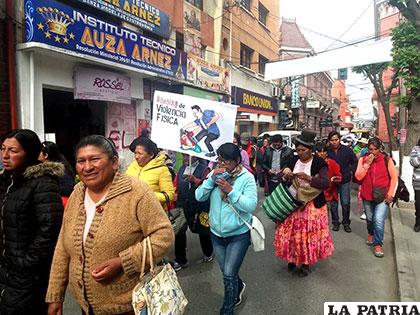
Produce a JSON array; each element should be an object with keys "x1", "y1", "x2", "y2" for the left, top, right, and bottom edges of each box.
[{"x1": 63, "y1": 186, "x2": 398, "y2": 314}]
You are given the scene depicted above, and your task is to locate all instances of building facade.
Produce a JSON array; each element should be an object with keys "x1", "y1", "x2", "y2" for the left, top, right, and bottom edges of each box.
[
  {"x1": 279, "y1": 18, "x2": 337, "y2": 137},
  {"x1": 11, "y1": 0, "x2": 231, "y2": 167},
  {"x1": 220, "y1": 0, "x2": 281, "y2": 136}
]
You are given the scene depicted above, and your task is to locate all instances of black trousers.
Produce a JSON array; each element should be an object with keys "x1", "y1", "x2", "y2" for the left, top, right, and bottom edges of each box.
[
  {"x1": 195, "y1": 130, "x2": 219, "y2": 153},
  {"x1": 415, "y1": 190, "x2": 420, "y2": 225},
  {"x1": 175, "y1": 230, "x2": 213, "y2": 264}
]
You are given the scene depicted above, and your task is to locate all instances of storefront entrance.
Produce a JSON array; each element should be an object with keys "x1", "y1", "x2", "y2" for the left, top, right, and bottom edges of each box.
[{"x1": 43, "y1": 88, "x2": 106, "y2": 165}]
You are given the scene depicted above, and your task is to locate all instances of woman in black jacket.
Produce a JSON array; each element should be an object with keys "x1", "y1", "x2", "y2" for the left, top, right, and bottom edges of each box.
[{"x1": 0, "y1": 129, "x2": 64, "y2": 314}]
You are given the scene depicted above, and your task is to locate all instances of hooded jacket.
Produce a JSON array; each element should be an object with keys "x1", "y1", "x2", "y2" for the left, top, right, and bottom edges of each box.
[
  {"x1": 126, "y1": 152, "x2": 175, "y2": 204},
  {"x1": 195, "y1": 168, "x2": 257, "y2": 237},
  {"x1": 0, "y1": 162, "x2": 64, "y2": 314}
]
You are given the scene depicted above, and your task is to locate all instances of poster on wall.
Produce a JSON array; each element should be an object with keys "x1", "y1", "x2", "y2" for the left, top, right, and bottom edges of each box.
[
  {"x1": 24, "y1": 0, "x2": 187, "y2": 80},
  {"x1": 74, "y1": 0, "x2": 171, "y2": 38},
  {"x1": 151, "y1": 91, "x2": 238, "y2": 161},
  {"x1": 106, "y1": 102, "x2": 137, "y2": 170},
  {"x1": 184, "y1": 1, "x2": 201, "y2": 55},
  {"x1": 187, "y1": 54, "x2": 230, "y2": 93},
  {"x1": 74, "y1": 67, "x2": 131, "y2": 104}
]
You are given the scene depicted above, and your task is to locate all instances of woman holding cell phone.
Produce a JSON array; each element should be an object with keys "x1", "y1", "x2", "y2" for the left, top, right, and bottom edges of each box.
[{"x1": 196, "y1": 143, "x2": 257, "y2": 315}]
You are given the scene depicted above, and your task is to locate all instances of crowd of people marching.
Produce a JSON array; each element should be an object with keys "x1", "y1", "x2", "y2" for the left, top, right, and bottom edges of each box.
[{"x1": 0, "y1": 128, "x2": 418, "y2": 315}]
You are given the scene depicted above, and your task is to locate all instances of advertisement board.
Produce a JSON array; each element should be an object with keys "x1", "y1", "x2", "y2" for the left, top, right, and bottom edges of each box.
[
  {"x1": 74, "y1": 67, "x2": 131, "y2": 104},
  {"x1": 25, "y1": 0, "x2": 187, "y2": 80},
  {"x1": 232, "y1": 86, "x2": 277, "y2": 115},
  {"x1": 75, "y1": 0, "x2": 171, "y2": 38}
]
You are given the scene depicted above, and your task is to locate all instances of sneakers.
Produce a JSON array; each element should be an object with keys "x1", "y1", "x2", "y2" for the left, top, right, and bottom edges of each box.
[
  {"x1": 360, "y1": 212, "x2": 367, "y2": 220},
  {"x1": 202, "y1": 255, "x2": 214, "y2": 263},
  {"x1": 366, "y1": 234, "x2": 374, "y2": 246},
  {"x1": 332, "y1": 224, "x2": 340, "y2": 231},
  {"x1": 172, "y1": 261, "x2": 188, "y2": 272},
  {"x1": 374, "y1": 245, "x2": 384, "y2": 258},
  {"x1": 343, "y1": 224, "x2": 352, "y2": 233},
  {"x1": 414, "y1": 224, "x2": 420, "y2": 233},
  {"x1": 234, "y1": 281, "x2": 246, "y2": 307}
]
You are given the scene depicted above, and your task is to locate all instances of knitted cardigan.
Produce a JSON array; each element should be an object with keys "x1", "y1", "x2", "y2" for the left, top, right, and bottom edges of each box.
[{"x1": 46, "y1": 172, "x2": 174, "y2": 314}]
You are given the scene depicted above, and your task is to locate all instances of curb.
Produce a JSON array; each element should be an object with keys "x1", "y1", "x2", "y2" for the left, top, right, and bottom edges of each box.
[{"x1": 390, "y1": 206, "x2": 419, "y2": 301}]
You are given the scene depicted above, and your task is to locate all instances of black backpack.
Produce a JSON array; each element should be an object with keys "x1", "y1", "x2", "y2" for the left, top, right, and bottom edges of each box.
[{"x1": 384, "y1": 156, "x2": 410, "y2": 205}]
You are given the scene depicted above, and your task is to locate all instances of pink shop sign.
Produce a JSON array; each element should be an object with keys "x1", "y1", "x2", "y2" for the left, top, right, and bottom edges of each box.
[{"x1": 74, "y1": 67, "x2": 131, "y2": 104}]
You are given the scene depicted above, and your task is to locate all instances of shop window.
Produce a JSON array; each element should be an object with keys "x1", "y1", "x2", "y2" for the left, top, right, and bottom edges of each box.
[
  {"x1": 259, "y1": 54, "x2": 268, "y2": 75},
  {"x1": 186, "y1": 0, "x2": 203, "y2": 10},
  {"x1": 258, "y1": 2, "x2": 268, "y2": 26},
  {"x1": 176, "y1": 31, "x2": 184, "y2": 51},
  {"x1": 240, "y1": 0, "x2": 251, "y2": 11},
  {"x1": 240, "y1": 43, "x2": 253, "y2": 69}
]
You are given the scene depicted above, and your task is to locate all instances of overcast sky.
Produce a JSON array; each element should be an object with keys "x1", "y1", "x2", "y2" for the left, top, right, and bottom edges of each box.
[{"x1": 280, "y1": 0, "x2": 376, "y2": 117}]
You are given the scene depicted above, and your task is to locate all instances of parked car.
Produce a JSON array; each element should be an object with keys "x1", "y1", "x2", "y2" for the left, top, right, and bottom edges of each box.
[{"x1": 257, "y1": 130, "x2": 301, "y2": 149}]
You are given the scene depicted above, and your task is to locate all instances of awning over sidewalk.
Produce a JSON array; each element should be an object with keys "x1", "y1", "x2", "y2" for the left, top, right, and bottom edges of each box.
[{"x1": 265, "y1": 38, "x2": 392, "y2": 80}]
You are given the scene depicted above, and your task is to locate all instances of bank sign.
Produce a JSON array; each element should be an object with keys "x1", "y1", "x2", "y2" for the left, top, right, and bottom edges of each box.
[
  {"x1": 75, "y1": 0, "x2": 170, "y2": 39},
  {"x1": 232, "y1": 86, "x2": 277, "y2": 116},
  {"x1": 24, "y1": 0, "x2": 187, "y2": 80}
]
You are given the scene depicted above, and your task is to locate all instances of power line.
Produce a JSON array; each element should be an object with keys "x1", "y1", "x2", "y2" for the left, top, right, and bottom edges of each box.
[{"x1": 324, "y1": 1, "x2": 373, "y2": 50}]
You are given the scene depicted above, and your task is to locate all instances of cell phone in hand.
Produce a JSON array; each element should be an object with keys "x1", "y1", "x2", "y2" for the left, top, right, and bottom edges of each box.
[{"x1": 214, "y1": 171, "x2": 231, "y2": 181}]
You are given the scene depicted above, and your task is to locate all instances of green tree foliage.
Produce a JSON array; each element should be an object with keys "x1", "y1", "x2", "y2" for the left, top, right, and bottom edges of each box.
[{"x1": 391, "y1": 19, "x2": 420, "y2": 108}]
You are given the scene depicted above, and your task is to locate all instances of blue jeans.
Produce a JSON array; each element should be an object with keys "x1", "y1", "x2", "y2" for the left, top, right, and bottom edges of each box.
[
  {"x1": 363, "y1": 200, "x2": 389, "y2": 246},
  {"x1": 330, "y1": 181, "x2": 351, "y2": 225},
  {"x1": 211, "y1": 231, "x2": 250, "y2": 315}
]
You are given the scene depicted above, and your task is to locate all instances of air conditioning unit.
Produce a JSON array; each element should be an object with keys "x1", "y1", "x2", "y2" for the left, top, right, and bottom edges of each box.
[{"x1": 272, "y1": 86, "x2": 281, "y2": 97}]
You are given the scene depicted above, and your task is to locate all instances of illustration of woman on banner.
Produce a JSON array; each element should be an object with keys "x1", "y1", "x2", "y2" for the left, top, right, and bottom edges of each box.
[{"x1": 182, "y1": 105, "x2": 221, "y2": 157}]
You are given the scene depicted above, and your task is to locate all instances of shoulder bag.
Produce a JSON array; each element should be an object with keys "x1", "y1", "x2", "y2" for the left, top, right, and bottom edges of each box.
[
  {"x1": 132, "y1": 237, "x2": 188, "y2": 315},
  {"x1": 162, "y1": 191, "x2": 188, "y2": 236},
  {"x1": 226, "y1": 203, "x2": 265, "y2": 252},
  {"x1": 262, "y1": 182, "x2": 304, "y2": 223}
]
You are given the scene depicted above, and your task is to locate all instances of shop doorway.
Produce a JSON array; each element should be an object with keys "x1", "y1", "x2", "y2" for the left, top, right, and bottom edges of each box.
[{"x1": 43, "y1": 88, "x2": 106, "y2": 166}]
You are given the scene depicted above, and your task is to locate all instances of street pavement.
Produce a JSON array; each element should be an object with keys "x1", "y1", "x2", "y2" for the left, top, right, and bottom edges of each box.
[
  {"x1": 390, "y1": 202, "x2": 420, "y2": 301},
  {"x1": 63, "y1": 187, "x2": 398, "y2": 314}
]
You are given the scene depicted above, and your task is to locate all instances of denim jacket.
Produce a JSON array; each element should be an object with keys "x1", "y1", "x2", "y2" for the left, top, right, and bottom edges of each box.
[{"x1": 195, "y1": 168, "x2": 257, "y2": 237}]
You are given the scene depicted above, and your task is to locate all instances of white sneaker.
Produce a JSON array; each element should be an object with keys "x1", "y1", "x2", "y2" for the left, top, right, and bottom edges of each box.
[{"x1": 360, "y1": 213, "x2": 366, "y2": 220}]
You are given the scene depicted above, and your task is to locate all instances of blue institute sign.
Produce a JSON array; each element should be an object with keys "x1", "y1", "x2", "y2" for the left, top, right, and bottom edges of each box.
[
  {"x1": 24, "y1": 0, "x2": 187, "y2": 80},
  {"x1": 75, "y1": 0, "x2": 171, "y2": 39}
]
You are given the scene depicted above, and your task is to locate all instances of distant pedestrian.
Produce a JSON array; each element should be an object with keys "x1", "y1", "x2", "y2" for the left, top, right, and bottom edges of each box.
[
  {"x1": 355, "y1": 137, "x2": 398, "y2": 257},
  {"x1": 263, "y1": 134, "x2": 294, "y2": 194},
  {"x1": 1, "y1": 129, "x2": 64, "y2": 314},
  {"x1": 39, "y1": 141, "x2": 75, "y2": 206},
  {"x1": 173, "y1": 154, "x2": 213, "y2": 271},
  {"x1": 409, "y1": 138, "x2": 420, "y2": 232},
  {"x1": 256, "y1": 136, "x2": 270, "y2": 194},
  {"x1": 196, "y1": 143, "x2": 257, "y2": 315},
  {"x1": 327, "y1": 131, "x2": 358, "y2": 232},
  {"x1": 315, "y1": 142, "x2": 342, "y2": 205},
  {"x1": 233, "y1": 132, "x2": 251, "y2": 171},
  {"x1": 274, "y1": 130, "x2": 334, "y2": 277},
  {"x1": 126, "y1": 137, "x2": 175, "y2": 206}
]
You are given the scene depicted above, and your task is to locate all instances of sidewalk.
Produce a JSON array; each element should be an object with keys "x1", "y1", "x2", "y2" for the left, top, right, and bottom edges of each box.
[{"x1": 390, "y1": 201, "x2": 420, "y2": 301}]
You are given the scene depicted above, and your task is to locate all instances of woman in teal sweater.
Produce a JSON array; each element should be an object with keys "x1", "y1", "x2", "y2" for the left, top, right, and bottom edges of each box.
[{"x1": 196, "y1": 143, "x2": 257, "y2": 315}]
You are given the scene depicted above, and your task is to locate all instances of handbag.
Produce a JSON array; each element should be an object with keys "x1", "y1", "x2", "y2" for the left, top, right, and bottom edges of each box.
[
  {"x1": 132, "y1": 237, "x2": 188, "y2": 315},
  {"x1": 192, "y1": 210, "x2": 210, "y2": 234},
  {"x1": 226, "y1": 203, "x2": 265, "y2": 252},
  {"x1": 162, "y1": 192, "x2": 188, "y2": 236},
  {"x1": 262, "y1": 182, "x2": 304, "y2": 223}
]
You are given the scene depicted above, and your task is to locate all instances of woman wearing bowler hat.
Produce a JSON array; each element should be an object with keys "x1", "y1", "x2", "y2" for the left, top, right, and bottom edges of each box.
[{"x1": 274, "y1": 130, "x2": 334, "y2": 276}]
